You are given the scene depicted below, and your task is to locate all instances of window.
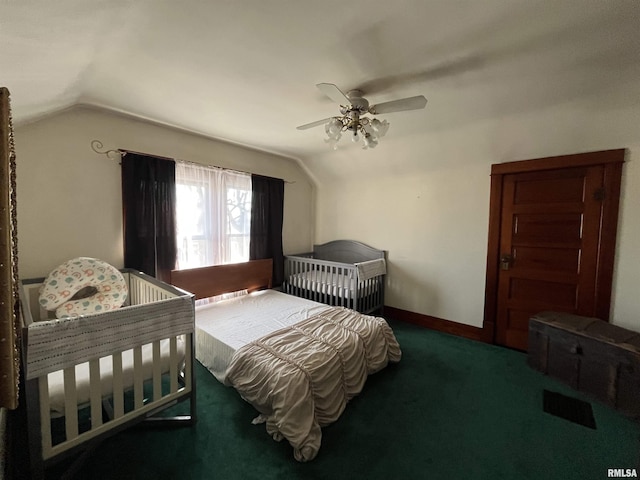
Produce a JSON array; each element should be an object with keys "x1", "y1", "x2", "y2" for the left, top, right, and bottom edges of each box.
[{"x1": 175, "y1": 161, "x2": 251, "y2": 269}]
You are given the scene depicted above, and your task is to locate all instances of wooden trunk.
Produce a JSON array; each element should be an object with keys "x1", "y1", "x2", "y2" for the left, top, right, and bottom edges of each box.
[{"x1": 528, "y1": 312, "x2": 640, "y2": 417}]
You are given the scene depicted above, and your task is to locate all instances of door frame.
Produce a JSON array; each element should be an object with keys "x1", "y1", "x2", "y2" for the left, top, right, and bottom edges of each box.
[{"x1": 482, "y1": 149, "x2": 625, "y2": 344}]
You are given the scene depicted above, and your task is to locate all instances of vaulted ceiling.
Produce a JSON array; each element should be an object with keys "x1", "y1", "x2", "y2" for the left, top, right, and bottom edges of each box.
[{"x1": 3, "y1": 0, "x2": 640, "y2": 173}]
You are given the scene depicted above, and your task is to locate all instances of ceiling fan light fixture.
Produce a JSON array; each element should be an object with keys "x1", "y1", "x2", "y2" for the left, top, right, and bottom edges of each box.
[
  {"x1": 322, "y1": 115, "x2": 386, "y2": 149},
  {"x1": 301, "y1": 83, "x2": 425, "y2": 151}
]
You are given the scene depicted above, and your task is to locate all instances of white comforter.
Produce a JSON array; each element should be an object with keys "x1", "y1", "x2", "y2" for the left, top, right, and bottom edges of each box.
[{"x1": 224, "y1": 306, "x2": 401, "y2": 461}]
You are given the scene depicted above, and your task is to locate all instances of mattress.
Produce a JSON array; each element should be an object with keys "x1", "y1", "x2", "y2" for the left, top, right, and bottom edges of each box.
[
  {"x1": 47, "y1": 337, "x2": 185, "y2": 416},
  {"x1": 195, "y1": 290, "x2": 331, "y2": 382},
  {"x1": 287, "y1": 271, "x2": 359, "y2": 297}
]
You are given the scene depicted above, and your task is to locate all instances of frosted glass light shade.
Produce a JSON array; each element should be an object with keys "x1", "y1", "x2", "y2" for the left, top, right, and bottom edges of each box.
[
  {"x1": 371, "y1": 118, "x2": 390, "y2": 137},
  {"x1": 328, "y1": 118, "x2": 343, "y2": 135},
  {"x1": 363, "y1": 133, "x2": 378, "y2": 149}
]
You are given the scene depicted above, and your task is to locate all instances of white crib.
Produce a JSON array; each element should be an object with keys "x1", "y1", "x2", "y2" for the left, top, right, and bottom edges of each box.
[
  {"x1": 284, "y1": 240, "x2": 386, "y2": 314},
  {"x1": 20, "y1": 270, "x2": 196, "y2": 479}
]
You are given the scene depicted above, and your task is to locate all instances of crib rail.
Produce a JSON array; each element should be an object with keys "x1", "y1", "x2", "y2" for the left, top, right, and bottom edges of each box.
[
  {"x1": 127, "y1": 271, "x2": 179, "y2": 305},
  {"x1": 358, "y1": 274, "x2": 385, "y2": 315},
  {"x1": 284, "y1": 255, "x2": 356, "y2": 308},
  {"x1": 20, "y1": 270, "x2": 196, "y2": 477},
  {"x1": 284, "y1": 255, "x2": 385, "y2": 314},
  {"x1": 28, "y1": 335, "x2": 193, "y2": 462}
]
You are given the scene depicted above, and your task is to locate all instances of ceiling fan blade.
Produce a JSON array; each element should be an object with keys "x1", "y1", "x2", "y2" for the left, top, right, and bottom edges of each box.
[
  {"x1": 369, "y1": 95, "x2": 427, "y2": 114},
  {"x1": 296, "y1": 117, "x2": 333, "y2": 130},
  {"x1": 316, "y1": 83, "x2": 350, "y2": 105}
]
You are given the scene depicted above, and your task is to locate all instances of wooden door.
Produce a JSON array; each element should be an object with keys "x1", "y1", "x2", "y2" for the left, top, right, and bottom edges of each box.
[{"x1": 483, "y1": 150, "x2": 624, "y2": 351}]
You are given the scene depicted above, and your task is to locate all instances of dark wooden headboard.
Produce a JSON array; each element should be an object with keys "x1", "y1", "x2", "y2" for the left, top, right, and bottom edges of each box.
[{"x1": 170, "y1": 259, "x2": 273, "y2": 300}]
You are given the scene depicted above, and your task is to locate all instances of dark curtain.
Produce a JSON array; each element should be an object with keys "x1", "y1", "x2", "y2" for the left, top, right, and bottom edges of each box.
[
  {"x1": 249, "y1": 174, "x2": 284, "y2": 286},
  {"x1": 121, "y1": 153, "x2": 176, "y2": 283}
]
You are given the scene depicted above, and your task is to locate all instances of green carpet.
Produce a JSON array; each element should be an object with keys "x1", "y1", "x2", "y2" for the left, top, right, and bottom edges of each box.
[{"x1": 48, "y1": 320, "x2": 640, "y2": 479}]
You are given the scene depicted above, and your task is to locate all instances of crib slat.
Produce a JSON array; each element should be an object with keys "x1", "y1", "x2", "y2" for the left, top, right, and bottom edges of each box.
[
  {"x1": 351, "y1": 268, "x2": 356, "y2": 307},
  {"x1": 362, "y1": 278, "x2": 369, "y2": 312},
  {"x1": 170, "y1": 337, "x2": 178, "y2": 393},
  {"x1": 300, "y1": 259, "x2": 306, "y2": 299},
  {"x1": 348, "y1": 266, "x2": 353, "y2": 309},
  {"x1": 89, "y1": 359, "x2": 102, "y2": 428},
  {"x1": 321, "y1": 264, "x2": 327, "y2": 305},
  {"x1": 331, "y1": 266, "x2": 336, "y2": 305},
  {"x1": 63, "y1": 367, "x2": 79, "y2": 440},
  {"x1": 134, "y1": 346, "x2": 144, "y2": 410},
  {"x1": 39, "y1": 376, "x2": 52, "y2": 455},
  {"x1": 348, "y1": 268, "x2": 353, "y2": 306},
  {"x1": 112, "y1": 352, "x2": 124, "y2": 418},
  {"x1": 340, "y1": 266, "x2": 346, "y2": 307},
  {"x1": 305, "y1": 259, "x2": 311, "y2": 301},
  {"x1": 313, "y1": 266, "x2": 319, "y2": 303},
  {"x1": 321, "y1": 265, "x2": 326, "y2": 303},
  {"x1": 372, "y1": 279, "x2": 377, "y2": 312},
  {"x1": 184, "y1": 335, "x2": 192, "y2": 391},
  {"x1": 325, "y1": 266, "x2": 330, "y2": 305},
  {"x1": 288, "y1": 258, "x2": 293, "y2": 295},
  {"x1": 153, "y1": 340, "x2": 162, "y2": 401}
]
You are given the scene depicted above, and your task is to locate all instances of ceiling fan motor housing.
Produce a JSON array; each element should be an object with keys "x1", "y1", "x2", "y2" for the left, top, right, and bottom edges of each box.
[{"x1": 346, "y1": 90, "x2": 370, "y2": 113}]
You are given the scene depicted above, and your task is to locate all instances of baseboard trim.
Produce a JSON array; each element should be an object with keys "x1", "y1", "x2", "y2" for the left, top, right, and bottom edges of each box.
[{"x1": 384, "y1": 305, "x2": 488, "y2": 343}]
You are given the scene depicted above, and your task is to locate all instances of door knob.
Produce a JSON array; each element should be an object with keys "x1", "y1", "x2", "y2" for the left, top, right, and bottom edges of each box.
[{"x1": 500, "y1": 254, "x2": 513, "y2": 271}]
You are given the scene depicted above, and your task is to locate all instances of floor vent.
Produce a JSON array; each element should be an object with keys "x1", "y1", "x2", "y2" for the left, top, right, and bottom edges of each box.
[{"x1": 543, "y1": 389, "x2": 596, "y2": 429}]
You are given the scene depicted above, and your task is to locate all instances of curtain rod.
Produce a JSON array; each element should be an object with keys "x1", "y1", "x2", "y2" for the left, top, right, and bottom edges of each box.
[{"x1": 90, "y1": 140, "x2": 294, "y2": 183}]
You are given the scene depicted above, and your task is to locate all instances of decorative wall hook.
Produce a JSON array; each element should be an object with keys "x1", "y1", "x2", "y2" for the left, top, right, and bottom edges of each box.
[{"x1": 90, "y1": 140, "x2": 121, "y2": 160}]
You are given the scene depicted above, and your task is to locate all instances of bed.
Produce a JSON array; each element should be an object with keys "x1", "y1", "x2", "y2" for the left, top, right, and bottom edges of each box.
[
  {"x1": 170, "y1": 258, "x2": 401, "y2": 462},
  {"x1": 20, "y1": 269, "x2": 196, "y2": 478},
  {"x1": 283, "y1": 240, "x2": 387, "y2": 314}
]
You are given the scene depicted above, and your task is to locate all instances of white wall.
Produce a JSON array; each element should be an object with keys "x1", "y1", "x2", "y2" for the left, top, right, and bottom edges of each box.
[
  {"x1": 14, "y1": 106, "x2": 315, "y2": 279},
  {"x1": 315, "y1": 97, "x2": 640, "y2": 331},
  {"x1": 14, "y1": 98, "x2": 640, "y2": 333}
]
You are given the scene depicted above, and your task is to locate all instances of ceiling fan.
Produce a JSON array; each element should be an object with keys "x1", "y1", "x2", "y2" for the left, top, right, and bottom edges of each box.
[{"x1": 297, "y1": 83, "x2": 427, "y2": 149}]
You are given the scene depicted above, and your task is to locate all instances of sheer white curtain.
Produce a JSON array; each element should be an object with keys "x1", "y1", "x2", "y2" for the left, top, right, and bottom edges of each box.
[{"x1": 175, "y1": 161, "x2": 251, "y2": 270}]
